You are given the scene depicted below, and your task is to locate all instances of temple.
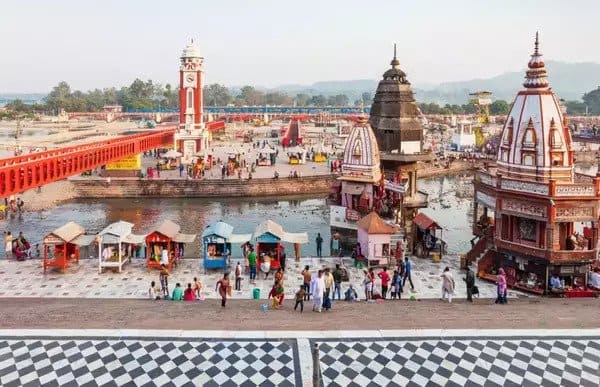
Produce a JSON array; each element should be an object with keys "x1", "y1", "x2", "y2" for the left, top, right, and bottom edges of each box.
[
  {"x1": 470, "y1": 33, "x2": 600, "y2": 296},
  {"x1": 369, "y1": 44, "x2": 430, "y2": 251}
]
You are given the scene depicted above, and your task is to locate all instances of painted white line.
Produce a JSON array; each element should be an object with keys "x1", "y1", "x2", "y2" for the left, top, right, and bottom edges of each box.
[
  {"x1": 297, "y1": 338, "x2": 313, "y2": 387},
  {"x1": 0, "y1": 328, "x2": 599, "y2": 339}
]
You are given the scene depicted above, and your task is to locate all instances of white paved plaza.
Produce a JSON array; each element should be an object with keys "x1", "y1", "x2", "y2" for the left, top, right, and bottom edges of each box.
[{"x1": 0, "y1": 254, "x2": 528, "y2": 301}]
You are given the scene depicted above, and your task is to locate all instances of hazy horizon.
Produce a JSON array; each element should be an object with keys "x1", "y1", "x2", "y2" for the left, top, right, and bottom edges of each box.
[{"x1": 2, "y1": 0, "x2": 599, "y2": 93}]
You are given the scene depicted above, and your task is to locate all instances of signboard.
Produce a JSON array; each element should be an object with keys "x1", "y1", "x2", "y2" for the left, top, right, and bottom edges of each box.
[
  {"x1": 105, "y1": 154, "x2": 141, "y2": 170},
  {"x1": 346, "y1": 208, "x2": 360, "y2": 221},
  {"x1": 44, "y1": 235, "x2": 64, "y2": 244},
  {"x1": 384, "y1": 180, "x2": 406, "y2": 194}
]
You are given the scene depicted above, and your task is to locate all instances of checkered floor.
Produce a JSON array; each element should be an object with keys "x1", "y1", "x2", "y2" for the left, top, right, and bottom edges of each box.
[
  {"x1": 0, "y1": 337, "x2": 299, "y2": 387},
  {"x1": 314, "y1": 337, "x2": 600, "y2": 387}
]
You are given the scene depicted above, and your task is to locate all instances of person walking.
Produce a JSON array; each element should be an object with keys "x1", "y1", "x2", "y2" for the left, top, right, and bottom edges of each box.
[
  {"x1": 234, "y1": 262, "x2": 242, "y2": 291},
  {"x1": 378, "y1": 267, "x2": 390, "y2": 299},
  {"x1": 315, "y1": 233, "x2": 323, "y2": 258},
  {"x1": 159, "y1": 264, "x2": 170, "y2": 298},
  {"x1": 463, "y1": 266, "x2": 475, "y2": 302},
  {"x1": 301, "y1": 265, "x2": 311, "y2": 301},
  {"x1": 247, "y1": 247, "x2": 257, "y2": 284},
  {"x1": 312, "y1": 270, "x2": 324, "y2": 312},
  {"x1": 440, "y1": 267, "x2": 455, "y2": 303},
  {"x1": 215, "y1": 272, "x2": 231, "y2": 308},
  {"x1": 495, "y1": 268, "x2": 507, "y2": 304},
  {"x1": 294, "y1": 285, "x2": 305, "y2": 313},
  {"x1": 323, "y1": 268, "x2": 333, "y2": 300},
  {"x1": 332, "y1": 264, "x2": 343, "y2": 301},
  {"x1": 402, "y1": 256, "x2": 415, "y2": 292}
]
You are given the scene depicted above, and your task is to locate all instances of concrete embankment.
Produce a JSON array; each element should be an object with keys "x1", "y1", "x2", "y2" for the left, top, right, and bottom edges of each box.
[{"x1": 71, "y1": 175, "x2": 337, "y2": 198}]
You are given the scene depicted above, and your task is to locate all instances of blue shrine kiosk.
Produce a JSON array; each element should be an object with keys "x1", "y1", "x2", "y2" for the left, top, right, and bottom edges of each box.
[{"x1": 202, "y1": 221, "x2": 251, "y2": 271}]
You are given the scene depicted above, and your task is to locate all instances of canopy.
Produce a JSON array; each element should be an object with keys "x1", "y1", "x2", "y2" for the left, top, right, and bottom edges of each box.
[
  {"x1": 99, "y1": 221, "x2": 134, "y2": 238},
  {"x1": 413, "y1": 212, "x2": 441, "y2": 230},
  {"x1": 160, "y1": 150, "x2": 182, "y2": 158},
  {"x1": 46, "y1": 221, "x2": 85, "y2": 243},
  {"x1": 153, "y1": 220, "x2": 181, "y2": 239},
  {"x1": 282, "y1": 232, "x2": 308, "y2": 244},
  {"x1": 202, "y1": 221, "x2": 234, "y2": 239},
  {"x1": 173, "y1": 233, "x2": 197, "y2": 243},
  {"x1": 316, "y1": 144, "x2": 332, "y2": 154},
  {"x1": 286, "y1": 146, "x2": 306, "y2": 154},
  {"x1": 71, "y1": 234, "x2": 96, "y2": 247},
  {"x1": 123, "y1": 234, "x2": 146, "y2": 244},
  {"x1": 228, "y1": 233, "x2": 252, "y2": 244},
  {"x1": 258, "y1": 147, "x2": 277, "y2": 154},
  {"x1": 357, "y1": 212, "x2": 397, "y2": 234},
  {"x1": 253, "y1": 220, "x2": 285, "y2": 240}
]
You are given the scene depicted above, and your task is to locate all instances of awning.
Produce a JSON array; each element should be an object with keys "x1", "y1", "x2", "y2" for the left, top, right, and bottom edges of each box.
[
  {"x1": 202, "y1": 222, "x2": 234, "y2": 239},
  {"x1": 413, "y1": 212, "x2": 441, "y2": 230},
  {"x1": 123, "y1": 234, "x2": 146, "y2": 244},
  {"x1": 282, "y1": 232, "x2": 308, "y2": 244},
  {"x1": 228, "y1": 233, "x2": 252, "y2": 244},
  {"x1": 173, "y1": 233, "x2": 197, "y2": 243},
  {"x1": 341, "y1": 182, "x2": 368, "y2": 195},
  {"x1": 71, "y1": 234, "x2": 96, "y2": 247}
]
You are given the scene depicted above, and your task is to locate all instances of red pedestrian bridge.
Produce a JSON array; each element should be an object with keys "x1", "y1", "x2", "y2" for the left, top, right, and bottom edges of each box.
[{"x1": 0, "y1": 129, "x2": 175, "y2": 197}]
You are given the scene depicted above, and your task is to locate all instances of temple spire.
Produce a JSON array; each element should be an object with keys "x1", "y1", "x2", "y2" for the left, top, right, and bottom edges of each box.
[
  {"x1": 390, "y1": 43, "x2": 400, "y2": 68},
  {"x1": 523, "y1": 31, "x2": 549, "y2": 89}
]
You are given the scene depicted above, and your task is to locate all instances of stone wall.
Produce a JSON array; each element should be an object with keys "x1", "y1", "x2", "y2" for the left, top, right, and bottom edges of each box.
[{"x1": 71, "y1": 175, "x2": 336, "y2": 198}]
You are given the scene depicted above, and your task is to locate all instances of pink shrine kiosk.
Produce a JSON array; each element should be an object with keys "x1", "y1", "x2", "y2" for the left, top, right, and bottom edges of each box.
[
  {"x1": 43, "y1": 221, "x2": 94, "y2": 273},
  {"x1": 146, "y1": 220, "x2": 196, "y2": 270}
]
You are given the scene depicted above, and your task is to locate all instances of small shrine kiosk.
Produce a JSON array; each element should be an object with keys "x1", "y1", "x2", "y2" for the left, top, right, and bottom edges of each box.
[
  {"x1": 413, "y1": 212, "x2": 444, "y2": 259},
  {"x1": 253, "y1": 220, "x2": 307, "y2": 272},
  {"x1": 201, "y1": 221, "x2": 251, "y2": 271},
  {"x1": 357, "y1": 212, "x2": 398, "y2": 267},
  {"x1": 286, "y1": 146, "x2": 307, "y2": 165},
  {"x1": 98, "y1": 220, "x2": 146, "y2": 273},
  {"x1": 146, "y1": 220, "x2": 196, "y2": 270},
  {"x1": 43, "y1": 221, "x2": 94, "y2": 273}
]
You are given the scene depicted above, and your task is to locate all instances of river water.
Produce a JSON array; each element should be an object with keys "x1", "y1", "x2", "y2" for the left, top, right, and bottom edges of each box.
[{"x1": 2, "y1": 175, "x2": 475, "y2": 257}]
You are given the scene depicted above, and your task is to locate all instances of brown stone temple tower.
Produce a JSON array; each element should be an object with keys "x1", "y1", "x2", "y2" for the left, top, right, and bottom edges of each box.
[{"x1": 369, "y1": 44, "x2": 431, "y2": 251}]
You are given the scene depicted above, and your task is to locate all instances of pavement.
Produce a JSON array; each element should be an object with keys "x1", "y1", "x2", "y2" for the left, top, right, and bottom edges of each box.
[
  {"x1": 0, "y1": 255, "x2": 528, "y2": 301},
  {"x1": 0, "y1": 329, "x2": 598, "y2": 387}
]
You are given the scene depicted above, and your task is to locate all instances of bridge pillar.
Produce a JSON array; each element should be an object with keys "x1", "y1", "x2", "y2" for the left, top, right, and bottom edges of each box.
[
  {"x1": 106, "y1": 113, "x2": 114, "y2": 123},
  {"x1": 155, "y1": 113, "x2": 162, "y2": 123}
]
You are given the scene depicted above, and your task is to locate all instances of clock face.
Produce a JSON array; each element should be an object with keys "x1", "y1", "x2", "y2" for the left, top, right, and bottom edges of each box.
[{"x1": 184, "y1": 73, "x2": 196, "y2": 87}]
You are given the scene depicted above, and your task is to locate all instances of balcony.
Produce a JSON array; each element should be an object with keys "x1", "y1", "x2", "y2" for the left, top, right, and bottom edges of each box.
[{"x1": 495, "y1": 238, "x2": 597, "y2": 263}]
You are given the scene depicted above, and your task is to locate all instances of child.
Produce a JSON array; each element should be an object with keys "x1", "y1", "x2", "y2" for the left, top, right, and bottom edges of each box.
[
  {"x1": 234, "y1": 262, "x2": 242, "y2": 291},
  {"x1": 193, "y1": 277, "x2": 202, "y2": 300},
  {"x1": 148, "y1": 281, "x2": 161, "y2": 300},
  {"x1": 294, "y1": 285, "x2": 306, "y2": 313},
  {"x1": 344, "y1": 285, "x2": 358, "y2": 301},
  {"x1": 183, "y1": 283, "x2": 195, "y2": 301}
]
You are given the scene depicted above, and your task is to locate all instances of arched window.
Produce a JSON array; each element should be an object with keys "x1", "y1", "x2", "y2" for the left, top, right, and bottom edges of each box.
[{"x1": 187, "y1": 88, "x2": 194, "y2": 109}]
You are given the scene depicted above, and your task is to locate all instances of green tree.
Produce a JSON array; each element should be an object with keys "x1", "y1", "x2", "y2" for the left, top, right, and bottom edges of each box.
[
  {"x1": 583, "y1": 87, "x2": 600, "y2": 115},
  {"x1": 237, "y1": 85, "x2": 265, "y2": 106},
  {"x1": 332, "y1": 94, "x2": 349, "y2": 106},
  {"x1": 309, "y1": 95, "x2": 327, "y2": 106},
  {"x1": 203, "y1": 83, "x2": 232, "y2": 106},
  {"x1": 361, "y1": 92, "x2": 372, "y2": 105},
  {"x1": 489, "y1": 100, "x2": 510, "y2": 115},
  {"x1": 565, "y1": 100, "x2": 587, "y2": 115},
  {"x1": 265, "y1": 91, "x2": 292, "y2": 106},
  {"x1": 45, "y1": 81, "x2": 72, "y2": 113},
  {"x1": 294, "y1": 93, "x2": 310, "y2": 107},
  {"x1": 4, "y1": 99, "x2": 33, "y2": 113}
]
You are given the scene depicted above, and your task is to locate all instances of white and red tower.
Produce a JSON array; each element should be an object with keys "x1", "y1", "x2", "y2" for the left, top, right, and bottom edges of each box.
[{"x1": 179, "y1": 40, "x2": 204, "y2": 130}]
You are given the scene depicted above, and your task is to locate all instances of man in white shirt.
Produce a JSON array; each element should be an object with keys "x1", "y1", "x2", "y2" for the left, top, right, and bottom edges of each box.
[
  {"x1": 312, "y1": 270, "x2": 325, "y2": 312},
  {"x1": 160, "y1": 248, "x2": 169, "y2": 266}
]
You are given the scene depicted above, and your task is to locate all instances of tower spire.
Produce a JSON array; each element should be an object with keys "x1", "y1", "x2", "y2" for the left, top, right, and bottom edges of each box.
[
  {"x1": 390, "y1": 43, "x2": 400, "y2": 68},
  {"x1": 523, "y1": 31, "x2": 549, "y2": 89}
]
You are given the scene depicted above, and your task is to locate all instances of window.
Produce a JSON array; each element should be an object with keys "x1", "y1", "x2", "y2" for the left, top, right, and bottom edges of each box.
[
  {"x1": 187, "y1": 89, "x2": 193, "y2": 109},
  {"x1": 522, "y1": 154, "x2": 534, "y2": 166}
]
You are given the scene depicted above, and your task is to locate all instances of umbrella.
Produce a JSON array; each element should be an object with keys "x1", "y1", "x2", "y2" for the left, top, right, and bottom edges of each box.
[{"x1": 160, "y1": 150, "x2": 182, "y2": 158}]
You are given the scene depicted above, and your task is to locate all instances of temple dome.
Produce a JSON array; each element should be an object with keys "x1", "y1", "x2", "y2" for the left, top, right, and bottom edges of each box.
[
  {"x1": 181, "y1": 41, "x2": 202, "y2": 58},
  {"x1": 369, "y1": 44, "x2": 423, "y2": 155},
  {"x1": 496, "y1": 33, "x2": 573, "y2": 182},
  {"x1": 341, "y1": 116, "x2": 382, "y2": 183}
]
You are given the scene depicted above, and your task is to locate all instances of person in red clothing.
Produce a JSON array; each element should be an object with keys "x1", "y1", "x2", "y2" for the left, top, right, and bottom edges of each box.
[
  {"x1": 378, "y1": 267, "x2": 390, "y2": 299},
  {"x1": 183, "y1": 283, "x2": 195, "y2": 301}
]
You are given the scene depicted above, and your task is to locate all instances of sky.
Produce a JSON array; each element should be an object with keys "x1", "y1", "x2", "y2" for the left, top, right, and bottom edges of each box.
[{"x1": 1, "y1": 0, "x2": 600, "y2": 93}]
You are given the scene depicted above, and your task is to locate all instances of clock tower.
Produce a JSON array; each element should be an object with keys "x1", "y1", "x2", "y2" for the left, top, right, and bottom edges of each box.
[{"x1": 179, "y1": 40, "x2": 204, "y2": 130}]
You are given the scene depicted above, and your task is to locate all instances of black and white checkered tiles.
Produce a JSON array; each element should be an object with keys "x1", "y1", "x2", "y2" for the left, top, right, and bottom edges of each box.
[
  {"x1": 1, "y1": 335, "x2": 599, "y2": 386},
  {"x1": 314, "y1": 337, "x2": 600, "y2": 387},
  {"x1": 0, "y1": 338, "x2": 299, "y2": 387}
]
